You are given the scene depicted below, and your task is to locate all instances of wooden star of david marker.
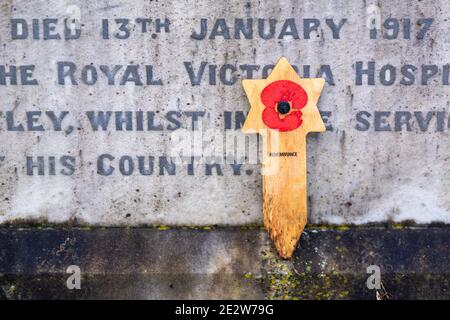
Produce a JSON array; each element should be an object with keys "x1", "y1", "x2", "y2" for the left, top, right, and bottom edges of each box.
[{"x1": 242, "y1": 57, "x2": 326, "y2": 259}]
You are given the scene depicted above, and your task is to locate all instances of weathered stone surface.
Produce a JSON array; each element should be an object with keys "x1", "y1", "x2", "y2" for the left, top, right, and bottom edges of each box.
[
  {"x1": 0, "y1": 0, "x2": 449, "y2": 226},
  {"x1": 0, "y1": 227, "x2": 448, "y2": 299}
]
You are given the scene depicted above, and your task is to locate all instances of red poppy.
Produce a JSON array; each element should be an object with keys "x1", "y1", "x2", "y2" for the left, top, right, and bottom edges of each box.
[{"x1": 260, "y1": 80, "x2": 308, "y2": 132}]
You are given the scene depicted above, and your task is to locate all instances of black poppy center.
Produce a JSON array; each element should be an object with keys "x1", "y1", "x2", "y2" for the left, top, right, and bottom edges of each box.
[{"x1": 277, "y1": 101, "x2": 291, "y2": 115}]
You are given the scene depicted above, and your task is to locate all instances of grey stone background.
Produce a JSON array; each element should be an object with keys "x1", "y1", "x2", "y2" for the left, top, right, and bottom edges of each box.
[{"x1": 0, "y1": 0, "x2": 449, "y2": 226}]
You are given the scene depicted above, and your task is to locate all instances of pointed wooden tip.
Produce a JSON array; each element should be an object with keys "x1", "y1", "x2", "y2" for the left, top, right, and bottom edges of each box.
[
  {"x1": 264, "y1": 205, "x2": 307, "y2": 259},
  {"x1": 241, "y1": 122, "x2": 254, "y2": 134},
  {"x1": 276, "y1": 56, "x2": 290, "y2": 65},
  {"x1": 314, "y1": 77, "x2": 326, "y2": 91},
  {"x1": 266, "y1": 222, "x2": 305, "y2": 259}
]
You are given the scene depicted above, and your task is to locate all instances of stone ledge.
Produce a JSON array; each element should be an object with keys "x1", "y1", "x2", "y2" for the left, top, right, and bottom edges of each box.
[{"x1": 0, "y1": 227, "x2": 449, "y2": 299}]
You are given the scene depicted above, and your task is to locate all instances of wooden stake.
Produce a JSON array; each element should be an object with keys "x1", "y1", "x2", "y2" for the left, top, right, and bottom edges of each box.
[{"x1": 242, "y1": 57, "x2": 326, "y2": 259}]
